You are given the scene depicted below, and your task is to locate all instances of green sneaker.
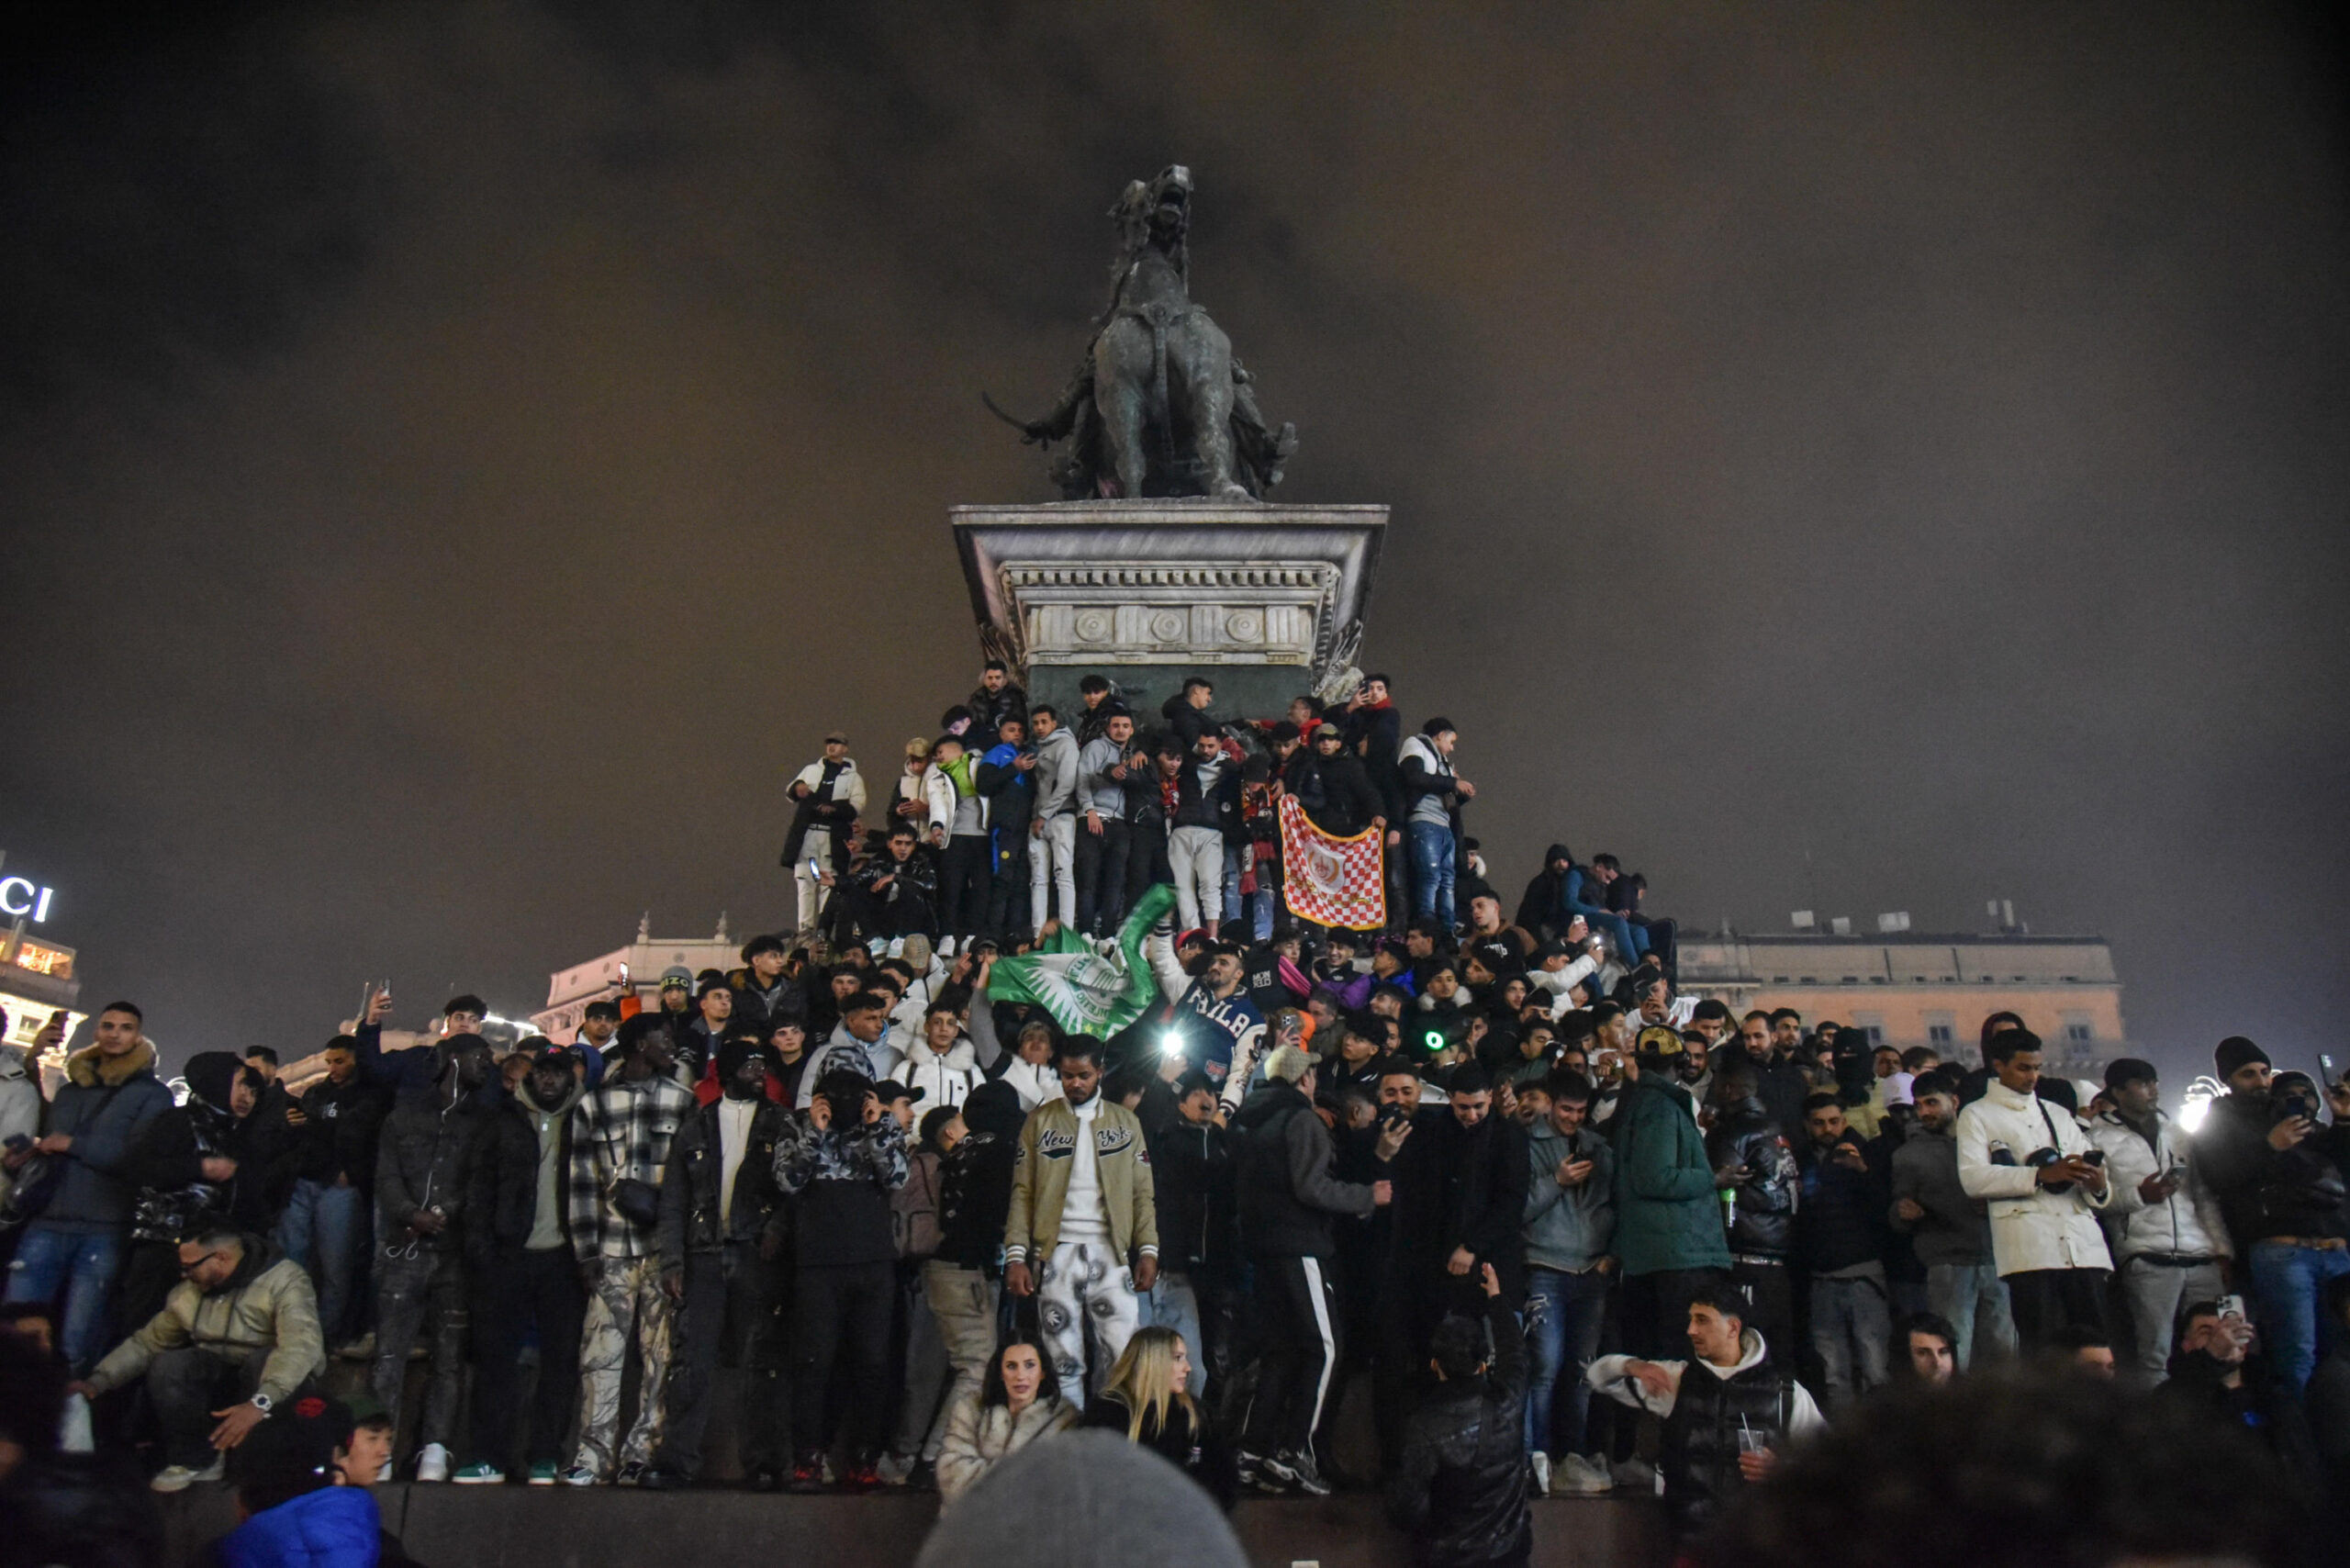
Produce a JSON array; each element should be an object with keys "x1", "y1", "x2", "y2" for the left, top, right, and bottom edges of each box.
[
  {"x1": 451, "y1": 1462, "x2": 505, "y2": 1485},
  {"x1": 528, "y1": 1462, "x2": 559, "y2": 1487}
]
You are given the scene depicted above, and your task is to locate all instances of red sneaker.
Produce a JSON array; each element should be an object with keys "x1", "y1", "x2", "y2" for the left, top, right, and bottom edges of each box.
[
  {"x1": 787, "y1": 1459, "x2": 824, "y2": 1494},
  {"x1": 844, "y1": 1460, "x2": 881, "y2": 1492}
]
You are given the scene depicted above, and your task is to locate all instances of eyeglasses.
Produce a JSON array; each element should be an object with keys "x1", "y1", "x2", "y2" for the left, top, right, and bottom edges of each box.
[{"x1": 179, "y1": 1249, "x2": 229, "y2": 1275}]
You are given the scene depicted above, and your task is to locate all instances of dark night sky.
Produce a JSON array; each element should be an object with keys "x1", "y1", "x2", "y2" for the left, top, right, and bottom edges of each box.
[{"x1": 3, "y1": 2, "x2": 2344, "y2": 1088}]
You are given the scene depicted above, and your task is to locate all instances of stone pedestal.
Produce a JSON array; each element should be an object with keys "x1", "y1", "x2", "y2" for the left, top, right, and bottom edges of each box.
[{"x1": 951, "y1": 499, "x2": 1386, "y2": 722}]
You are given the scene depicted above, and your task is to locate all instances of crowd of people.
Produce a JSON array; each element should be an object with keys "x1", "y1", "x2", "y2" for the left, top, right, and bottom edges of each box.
[{"x1": 1, "y1": 661, "x2": 2343, "y2": 1568}]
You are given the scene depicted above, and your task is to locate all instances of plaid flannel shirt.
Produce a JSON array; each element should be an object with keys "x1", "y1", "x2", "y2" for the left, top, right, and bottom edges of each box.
[{"x1": 566, "y1": 1071, "x2": 694, "y2": 1262}]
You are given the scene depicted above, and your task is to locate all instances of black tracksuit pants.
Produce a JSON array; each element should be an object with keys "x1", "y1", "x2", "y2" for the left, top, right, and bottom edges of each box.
[
  {"x1": 1074, "y1": 817, "x2": 1132, "y2": 935},
  {"x1": 1242, "y1": 1254, "x2": 1341, "y2": 1460},
  {"x1": 940, "y1": 835, "x2": 990, "y2": 940}
]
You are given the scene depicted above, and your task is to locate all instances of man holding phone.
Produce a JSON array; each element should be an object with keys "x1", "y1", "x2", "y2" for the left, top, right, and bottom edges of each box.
[
  {"x1": 2087, "y1": 1058, "x2": 2231, "y2": 1385},
  {"x1": 1955, "y1": 1028, "x2": 2113, "y2": 1351},
  {"x1": 2198, "y1": 1036, "x2": 2350, "y2": 1392}
]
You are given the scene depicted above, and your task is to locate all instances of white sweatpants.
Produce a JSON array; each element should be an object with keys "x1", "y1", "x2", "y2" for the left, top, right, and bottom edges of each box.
[
  {"x1": 794, "y1": 828, "x2": 835, "y2": 933},
  {"x1": 1035, "y1": 1237, "x2": 1142, "y2": 1406},
  {"x1": 1167, "y1": 826, "x2": 1225, "y2": 934},
  {"x1": 1030, "y1": 814, "x2": 1079, "y2": 930}
]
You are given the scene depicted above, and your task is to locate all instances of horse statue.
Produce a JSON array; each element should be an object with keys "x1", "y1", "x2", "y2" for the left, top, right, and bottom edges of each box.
[{"x1": 986, "y1": 166, "x2": 1297, "y2": 500}]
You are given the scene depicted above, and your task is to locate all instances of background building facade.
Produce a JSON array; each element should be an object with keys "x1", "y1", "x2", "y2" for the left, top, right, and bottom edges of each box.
[{"x1": 1678, "y1": 929, "x2": 2125, "y2": 1080}]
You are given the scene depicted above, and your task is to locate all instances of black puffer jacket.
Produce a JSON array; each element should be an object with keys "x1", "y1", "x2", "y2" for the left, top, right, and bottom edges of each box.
[
  {"x1": 465, "y1": 1080, "x2": 582, "y2": 1257},
  {"x1": 1660, "y1": 1335, "x2": 1804, "y2": 1537},
  {"x1": 1707, "y1": 1094, "x2": 1797, "y2": 1260},
  {"x1": 1386, "y1": 1294, "x2": 1530, "y2": 1568},
  {"x1": 658, "y1": 1093, "x2": 792, "y2": 1268}
]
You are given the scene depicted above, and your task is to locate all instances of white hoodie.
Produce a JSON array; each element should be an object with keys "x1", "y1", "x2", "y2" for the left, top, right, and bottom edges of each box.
[{"x1": 1588, "y1": 1328, "x2": 1827, "y2": 1439}]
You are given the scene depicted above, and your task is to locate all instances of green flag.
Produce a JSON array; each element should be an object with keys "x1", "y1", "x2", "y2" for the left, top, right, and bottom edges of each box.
[{"x1": 983, "y1": 883, "x2": 1178, "y2": 1039}]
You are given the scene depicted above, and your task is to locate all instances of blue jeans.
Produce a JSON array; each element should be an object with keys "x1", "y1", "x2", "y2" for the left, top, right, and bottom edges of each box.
[
  {"x1": 1249, "y1": 887, "x2": 1276, "y2": 943},
  {"x1": 1143, "y1": 1271, "x2": 1208, "y2": 1395},
  {"x1": 1808, "y1": 1272, "x2": 1891, "y2": 1409},
  {"x1": 2248, "y1": 1239, "x2": 2350, "y2": 1391},
  {"x1": 1525, "y1": 1266, "x2": 1610, "y2": 1456},
  {"x1": 1567, "y1": 901, "x2": 1646, "y2": 967},
  {"x1": 4, "y1": 1224, "x2": 126, "y2": 1375},
  {"x1": 275, "y1": 1177, "x2": 370, "y2": 1341},
  {"x1": 1408, "y1": 820, "x2": 1456, "y2": 929},
  {"x1": 1925, "y1": 1260, "x2": 2016, "y2": 1371},
  {"x1": 1222, "y1": 845, "x2": 1245, "y2": 933}
]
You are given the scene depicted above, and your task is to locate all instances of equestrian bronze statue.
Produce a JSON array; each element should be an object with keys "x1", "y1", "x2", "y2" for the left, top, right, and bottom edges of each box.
[{"x1": 986, "y1": 165, "x2": 1297, "y2": 500}]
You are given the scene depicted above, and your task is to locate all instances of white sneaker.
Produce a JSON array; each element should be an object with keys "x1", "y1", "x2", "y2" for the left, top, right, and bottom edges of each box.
[
  {"x1": 1553, "y1": 1453, "x2": 1615, "y2": 1495},
  {"x1": 415, "y1": 1442, "x2": 451, "y2": 1483},
  {"x1": 150, "y1": 1457, "x2": 227, "y2": 1493},
  {"x1": 1528, "y1": 1451, "x2": 1552, "y2": 1496}
]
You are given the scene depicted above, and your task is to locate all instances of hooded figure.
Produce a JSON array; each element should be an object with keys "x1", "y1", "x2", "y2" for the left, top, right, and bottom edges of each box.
[{"x1": 118, "y1": 1052, "x2": 254, "y2": 1329}]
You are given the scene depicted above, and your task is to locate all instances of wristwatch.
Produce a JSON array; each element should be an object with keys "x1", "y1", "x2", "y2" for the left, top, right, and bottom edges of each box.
[{"x1": 248, "y1": 1393, "x2": 274, "y2": 1416}]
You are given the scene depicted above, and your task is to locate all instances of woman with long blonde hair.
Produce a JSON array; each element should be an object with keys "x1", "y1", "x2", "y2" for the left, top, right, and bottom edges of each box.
[{"x1": 1080, "y1": 1326, "x2": 1235, "y2": 1507}]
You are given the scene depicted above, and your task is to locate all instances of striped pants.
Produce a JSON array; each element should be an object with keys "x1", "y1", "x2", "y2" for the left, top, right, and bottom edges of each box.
[{"x1": 1241, "y1": 1254, "x2": 1339, "y2": 1459}]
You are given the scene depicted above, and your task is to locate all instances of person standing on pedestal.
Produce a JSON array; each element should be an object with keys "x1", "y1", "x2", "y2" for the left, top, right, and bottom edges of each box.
[
  {"x1": 1168, "y1": 729, "x2": 1241, "y2": 935},
  {"x1": 967, "y1": 659, "x2": 1028, "y2": 739},
  {"x1": 1075, "y1": 711, "x2": 1140, "y2": 937},
  {"x1": 1344, "y1": 676, "x2": 1406, "y2": 930},
  {"x1": 787, "y1": 733, "x2": 865, "y2": 935},
  {"x1": 976, "y1": 715, "x2": 1037, "y2": 939},
  {"x1": 1027, "y1": 705, "x2": 1081, "y2": 931}
]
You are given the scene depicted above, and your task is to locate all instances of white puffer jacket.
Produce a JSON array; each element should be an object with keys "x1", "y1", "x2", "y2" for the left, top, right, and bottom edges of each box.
[
  {"x1": 1957, "y1": 1080, "x2": 2114, "y2": 1276},
  {"x1": 891, "y1": 1036, "x2": 983, "y2": 1110},
  {"x1": 2087, "y1": 1109, "x2": 2230, "y2": 1263}
]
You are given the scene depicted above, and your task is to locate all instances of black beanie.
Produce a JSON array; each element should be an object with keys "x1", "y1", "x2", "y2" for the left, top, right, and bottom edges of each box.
[
  {"x1": 2214, "y1": 1036, "x2": 2270, "y2": 1078},
  {"x1": 183, "y1": 1051, "x2": 243, "y2": 1112},
  {"x1": 716, "y1": 1037, "x2": 778, "y2": 1086}
]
